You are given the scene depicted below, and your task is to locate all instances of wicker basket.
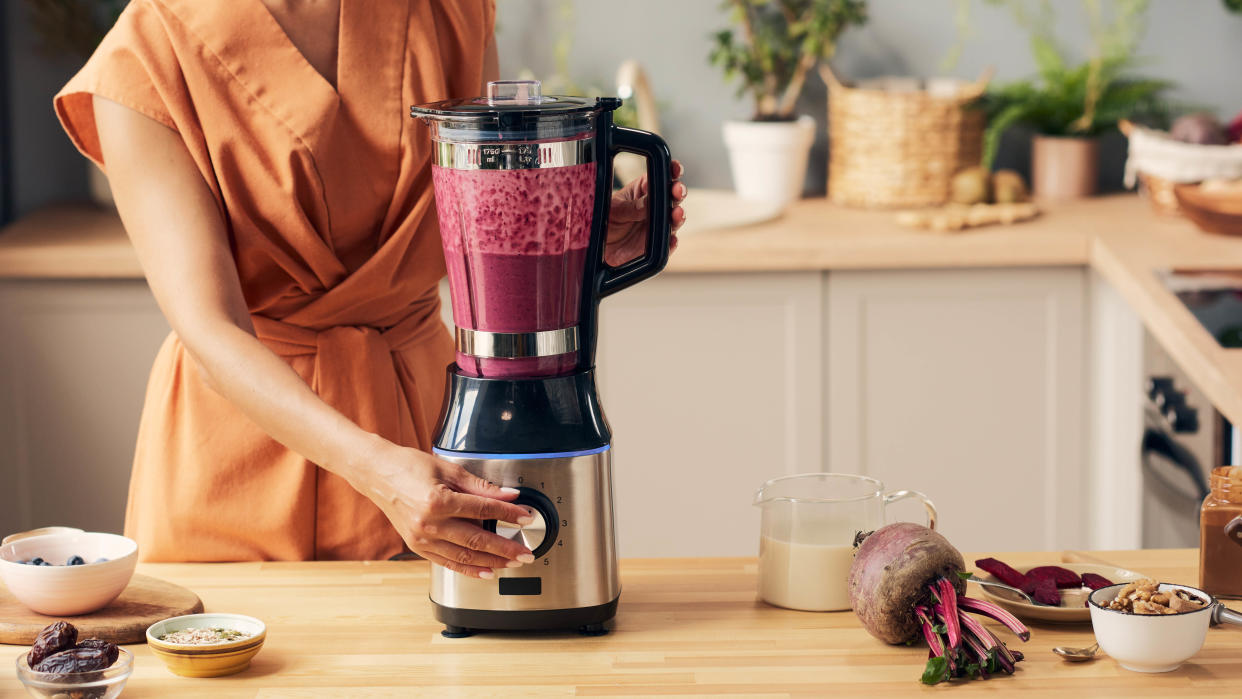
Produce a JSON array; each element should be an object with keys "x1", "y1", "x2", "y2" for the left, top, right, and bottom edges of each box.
[{"x1": 823, "y1": 67, "x2": 990, "y2": 209}]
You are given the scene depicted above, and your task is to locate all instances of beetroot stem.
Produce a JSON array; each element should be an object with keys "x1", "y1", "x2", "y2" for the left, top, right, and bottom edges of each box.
[
  {"x1": 915, "y1": 605, "x2": 955, "y2": 672},
  {"x1": 935, "y1": 578, "x2": 963, "y2": 652},
  {"x1": 959, "y1": 611, "x2": 1017, "y2": 674},
  {"x1": 957, "y1": 596, "x2": 1031, "y2": 641}
]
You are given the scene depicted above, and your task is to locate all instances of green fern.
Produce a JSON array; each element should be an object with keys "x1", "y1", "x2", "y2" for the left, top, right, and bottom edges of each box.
[{"x1": 980, "y1": 0, "x2": 1170, "y2": 168}]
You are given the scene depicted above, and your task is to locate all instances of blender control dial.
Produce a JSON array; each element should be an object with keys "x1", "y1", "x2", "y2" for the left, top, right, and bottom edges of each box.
[{"x1": 485, "y1": 487, "x2": 559, "y2": 559}]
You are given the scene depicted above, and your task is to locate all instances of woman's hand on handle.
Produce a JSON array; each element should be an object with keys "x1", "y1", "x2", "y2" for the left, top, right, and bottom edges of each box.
[
  {"x1": 354, "y1": 442, "x2": 538, "y2": 578},
  {"x1": 605, "y1": 160, "x2": 687, "y2": 266}
]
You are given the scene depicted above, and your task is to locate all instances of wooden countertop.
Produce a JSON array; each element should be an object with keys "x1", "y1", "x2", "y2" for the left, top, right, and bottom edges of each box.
[
  {"x1": 4, "y1": 196, "x2": 1242, "y2": 425},
  {"x1": 3, "y1": 550, "x2": 1234, "y2": 697},
  {"x1": 0, "y1": 204, "x2": 139, "y2": 279}
]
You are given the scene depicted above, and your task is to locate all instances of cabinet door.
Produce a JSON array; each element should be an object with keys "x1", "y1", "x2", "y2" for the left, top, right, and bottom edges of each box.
[
  {"x1": 596, "y1": 272, "x2": 823, "y2": 557},
  {"x1": 0, "y1": 280, "x2": 169, "y2": 536},
  {"x1": 826, "y1": 268, "x2": 1087, "y2": 552}
]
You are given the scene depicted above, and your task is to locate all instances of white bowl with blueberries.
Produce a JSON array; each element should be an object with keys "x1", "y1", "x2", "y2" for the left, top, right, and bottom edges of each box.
[{"x1": 0, "y1": 530, "x2": 138, "y2": 615}]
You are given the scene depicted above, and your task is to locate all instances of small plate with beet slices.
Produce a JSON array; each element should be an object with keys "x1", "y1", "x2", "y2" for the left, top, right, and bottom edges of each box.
[{"x1": 970, "y1": 560, "x2": 1149, "y2": 623}]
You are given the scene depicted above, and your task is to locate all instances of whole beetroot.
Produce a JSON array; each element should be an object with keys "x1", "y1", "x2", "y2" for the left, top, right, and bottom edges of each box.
[{"x1": 848, "y1": 523, "x2": 966, "y2": 645}]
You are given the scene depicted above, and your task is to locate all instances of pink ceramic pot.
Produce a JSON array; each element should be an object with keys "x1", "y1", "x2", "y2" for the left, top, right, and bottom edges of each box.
[{"x1": 1031, "y1": 135, "x2": 1099, "y2": 200}]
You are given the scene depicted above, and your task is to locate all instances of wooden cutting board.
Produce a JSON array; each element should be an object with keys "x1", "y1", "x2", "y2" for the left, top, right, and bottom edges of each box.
[{"x1": 0, "y1": 574, "x2": 203, "y2": 645}]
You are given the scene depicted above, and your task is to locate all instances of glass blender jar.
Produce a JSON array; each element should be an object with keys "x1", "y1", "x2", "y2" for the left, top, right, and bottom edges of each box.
[{"x1": 412, "y1": 79, "x2": 670, "y2": 379}]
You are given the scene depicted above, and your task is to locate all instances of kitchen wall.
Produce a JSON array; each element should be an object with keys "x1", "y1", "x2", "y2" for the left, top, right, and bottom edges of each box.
[
  {"x1": 3, "y1": 1, "x2": 90, "y2": 221},
  {"x1": 3, "y1": 1, "x2": 1240, "y2": 218},
  {"x1": 496, "y1": 0, "x2": 1242, "y2": 194}
]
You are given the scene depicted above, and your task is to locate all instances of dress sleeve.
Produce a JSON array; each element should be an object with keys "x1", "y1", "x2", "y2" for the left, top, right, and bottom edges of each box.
[{"x1": 53, "y1": 0, "x2": 181, "y2": 169}]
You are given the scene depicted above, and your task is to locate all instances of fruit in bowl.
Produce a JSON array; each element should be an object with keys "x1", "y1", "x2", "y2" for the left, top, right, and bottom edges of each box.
[
  {"x1": 15, "y1": 620, "x2": 133, "y2": 698},
  {"x1": 0, "y1": 531, "x2": 138, "y2": 615}
]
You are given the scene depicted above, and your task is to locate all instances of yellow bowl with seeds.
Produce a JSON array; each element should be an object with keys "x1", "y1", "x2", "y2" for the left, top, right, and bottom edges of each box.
[{"x1": 146, "y1": 613, "x2": 266, "y2": 678}]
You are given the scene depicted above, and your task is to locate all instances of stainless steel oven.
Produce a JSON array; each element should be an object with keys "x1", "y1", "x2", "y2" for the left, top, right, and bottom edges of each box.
[{"x1": 1142, "y1": 331, "x2": 1238, "y2": 548}]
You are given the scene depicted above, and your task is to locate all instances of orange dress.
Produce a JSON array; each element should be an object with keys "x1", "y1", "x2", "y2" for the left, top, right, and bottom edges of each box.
[{"x1": 54, "y1": 0, "x2": 493, "y2": 561}]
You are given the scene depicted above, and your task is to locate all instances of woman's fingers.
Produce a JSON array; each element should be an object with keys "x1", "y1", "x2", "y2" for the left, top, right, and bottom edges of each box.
[
  {"x1": 420, "y1": 550, "x2": 497, "y2": 579},
  {"x1": 447, "y1": 466, "x2": 520, "y2": 502},
  {"x1": 429, "y1": 484, "x2": 533, "y2": 524},
  {"x1": 437, "y1": 518, "x2": 535, "y2": 562},
  {"x1": 672, "y1": 160, "x2": 684, "y2": 180}
]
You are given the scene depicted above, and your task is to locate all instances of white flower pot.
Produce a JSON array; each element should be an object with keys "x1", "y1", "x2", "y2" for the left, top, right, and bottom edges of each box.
[{"x1": 722, "y1": 115, "x2": 815, "y2": 208}]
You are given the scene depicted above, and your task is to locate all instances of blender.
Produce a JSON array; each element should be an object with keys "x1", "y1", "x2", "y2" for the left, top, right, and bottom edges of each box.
[{"x1": 410, "y1": 80, "x2": 671, "y2": 636}]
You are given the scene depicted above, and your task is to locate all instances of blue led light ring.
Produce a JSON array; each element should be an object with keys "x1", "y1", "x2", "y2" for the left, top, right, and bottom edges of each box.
[{"x1": 432, "y1": 445, "x2": 611, "y2": 461}]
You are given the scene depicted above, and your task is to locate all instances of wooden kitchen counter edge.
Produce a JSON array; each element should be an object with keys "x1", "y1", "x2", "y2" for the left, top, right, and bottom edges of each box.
[
  {"x1": 6, "y1": 549, "x2": 1231, "y2": 696},
  {"x1": 4, "y1": 197, "x2": 1242, "y2": 428}
]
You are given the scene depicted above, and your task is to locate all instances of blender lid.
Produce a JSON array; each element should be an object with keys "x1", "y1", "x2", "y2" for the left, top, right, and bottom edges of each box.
[{"x1": 410, "y1": 80, "x2": 618, "y2": 118}]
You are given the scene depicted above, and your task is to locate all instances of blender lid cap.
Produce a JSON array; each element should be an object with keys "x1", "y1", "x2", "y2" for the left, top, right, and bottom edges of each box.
[{"x1": 410, "y1": 79, "x2": 621, "y2": 118}]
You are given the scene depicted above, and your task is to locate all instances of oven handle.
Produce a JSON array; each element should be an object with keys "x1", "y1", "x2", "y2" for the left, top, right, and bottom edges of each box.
[{"x1": 1141, "y1": 428, "x2": 1211, "y2": 502}]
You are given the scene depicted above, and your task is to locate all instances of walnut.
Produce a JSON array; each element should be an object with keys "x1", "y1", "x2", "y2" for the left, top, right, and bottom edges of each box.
[
  {"x1": 1168, "y1": 591, "x2": 1205, "y2": 613},
  {"x1": 1105, "y1": 579, "x2": 1205, "y2": 615}
]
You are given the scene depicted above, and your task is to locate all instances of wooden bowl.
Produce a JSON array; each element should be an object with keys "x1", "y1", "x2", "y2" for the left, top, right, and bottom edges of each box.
[{"x1": 1174, "y1": 183, "x2": 1242, "y2": 236}]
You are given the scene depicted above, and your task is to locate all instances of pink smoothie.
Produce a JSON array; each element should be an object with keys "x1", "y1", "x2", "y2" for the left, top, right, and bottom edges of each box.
[{"x1": 432, "y1": 161, "x2": 597, "y2": 377}]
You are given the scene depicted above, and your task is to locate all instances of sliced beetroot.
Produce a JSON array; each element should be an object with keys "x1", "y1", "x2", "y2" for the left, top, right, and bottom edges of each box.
[
  {"x1": 974, "y1": 557, "x2": 1027, "y2": 589},
  {"x1": 1026, "y1": 565, "x2": 1081, "y2": 589},
  {"x1": 1080, "y1": 573, "x2": 1114, "y2": 590},
  {"x1": 1021, "y1": 575, "x2": 1061, "y2": 605}
]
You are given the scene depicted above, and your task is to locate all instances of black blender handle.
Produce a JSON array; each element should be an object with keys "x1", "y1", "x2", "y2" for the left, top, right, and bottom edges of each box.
[{"x1": 599, "y1": 125, "x2": 673, "y2": 297}]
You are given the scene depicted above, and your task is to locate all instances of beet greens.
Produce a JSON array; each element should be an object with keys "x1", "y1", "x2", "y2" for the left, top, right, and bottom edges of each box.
[{"x1": 917, "y1": 573, "x2": 1030, "y2": 685}]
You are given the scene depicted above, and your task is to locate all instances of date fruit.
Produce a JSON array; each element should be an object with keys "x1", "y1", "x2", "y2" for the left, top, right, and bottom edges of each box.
[
  {"x1": 27, "y1": 620, "x2": 78, "y2": 667},
  {"x1": 34, "y1": 647, "x2": 111, "y2": 674},
  {"x1": 75, "y1": 638, "x2": 120, "y2": 665}
]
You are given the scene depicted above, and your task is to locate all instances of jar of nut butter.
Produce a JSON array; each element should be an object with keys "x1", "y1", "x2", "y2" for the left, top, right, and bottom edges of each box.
[{"x1": 1200, "y1": 466, "x2": 1242, "y2": 599}]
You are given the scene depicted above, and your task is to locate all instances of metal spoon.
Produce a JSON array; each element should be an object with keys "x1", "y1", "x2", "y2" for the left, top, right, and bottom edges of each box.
[
  {"x1": 968, "y1": 578, "x2": 1047, "y2": 606},
  {"x1": 1052, "y1": 642, "x2": 1100, "y2": 662}
]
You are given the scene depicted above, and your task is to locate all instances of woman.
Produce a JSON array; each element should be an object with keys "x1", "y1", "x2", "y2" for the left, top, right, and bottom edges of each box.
[{"x1": 54, "y1": 0, "x2": 685, "y2": 577}]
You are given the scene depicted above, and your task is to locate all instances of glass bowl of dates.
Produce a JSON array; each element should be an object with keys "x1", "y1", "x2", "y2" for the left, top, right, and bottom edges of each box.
[
  {"x1": 15, "y1": 621, "x2": 132, "y2": 698},
  {"x1": 146, "y1": 613, "x2": 266, "y2": 678},
  {"x1": 1088, "y1": 580, "x2": 1218, "y2": 673},
  {"x1": 969, "y1": 558, "x2": 1148, "y2": 623},
  {"x1": 0, "y1": 532, "x2": 138, "y2": 615}
]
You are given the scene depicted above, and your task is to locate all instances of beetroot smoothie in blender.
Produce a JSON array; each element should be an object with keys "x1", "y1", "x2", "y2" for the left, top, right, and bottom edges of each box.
[{"x1": 433, "y1": 160, "x2": 597, "y2": 377}]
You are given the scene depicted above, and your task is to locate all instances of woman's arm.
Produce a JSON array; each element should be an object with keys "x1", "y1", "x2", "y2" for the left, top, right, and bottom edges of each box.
[{"x1": 92, "y1": 96, "x2": 534, "y2": 576}]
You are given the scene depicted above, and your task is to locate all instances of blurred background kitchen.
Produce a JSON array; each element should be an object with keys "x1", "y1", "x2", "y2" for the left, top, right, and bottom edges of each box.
[{"x1": 2, "y1": 1, "x2": 1241, "y2": 560}]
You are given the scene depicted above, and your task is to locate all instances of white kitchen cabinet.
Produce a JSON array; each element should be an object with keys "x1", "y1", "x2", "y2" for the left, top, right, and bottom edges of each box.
[
  {"x1": 0, "y1": 280, "x2": 169, "y2": 538},
  {"x1": 825, "y1": 267, "x2": 1088, "y2": 553},
  {"x1": 595, "y1": 272, "x2": 824, "y2": 558}
]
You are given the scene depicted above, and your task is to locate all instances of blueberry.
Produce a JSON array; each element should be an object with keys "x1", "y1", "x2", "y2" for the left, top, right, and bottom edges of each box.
[
  {"x1": 67, "y1": 555, "x2": 85, "y2": 566},
  {"x1": 30, "y1": 557, "x2": 45, "y2": 566},
  {"x1": 94, "y1": 557, "x2": 109, "y2": 564}
]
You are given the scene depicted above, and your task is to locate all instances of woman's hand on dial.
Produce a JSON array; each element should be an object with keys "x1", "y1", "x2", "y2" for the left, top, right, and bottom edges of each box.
[
  {"x1": 355, "y1": 441, "x2": 538, "y2": 578},
  {"x1": 605, "y1": 160, "x2": 687, "y2": 266}
]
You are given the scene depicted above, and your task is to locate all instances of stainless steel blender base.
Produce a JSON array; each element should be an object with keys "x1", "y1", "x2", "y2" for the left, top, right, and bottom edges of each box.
[{"x1": 429, "y1": 449, "x2": 620, "y2": 633}]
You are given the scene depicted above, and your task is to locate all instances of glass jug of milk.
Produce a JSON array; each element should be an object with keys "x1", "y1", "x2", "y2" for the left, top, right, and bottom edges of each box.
[{"x1": 753, "y1": 473, "x2": 937, "y2": 611}]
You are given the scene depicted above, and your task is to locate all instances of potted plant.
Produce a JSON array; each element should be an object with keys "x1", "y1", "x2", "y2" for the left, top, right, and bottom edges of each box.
[
  {"x1": 710, "y1": 0, "x2": 866, "y2": 206},
  {"x1": 982, "y1": 0, "x2": 1170, "y2": 200}
]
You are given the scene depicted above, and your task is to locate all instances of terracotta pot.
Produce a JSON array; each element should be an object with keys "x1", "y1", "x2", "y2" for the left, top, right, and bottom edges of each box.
[{"x1": 1031, "y1": 135, "x2": 1099, "y2": 200}]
